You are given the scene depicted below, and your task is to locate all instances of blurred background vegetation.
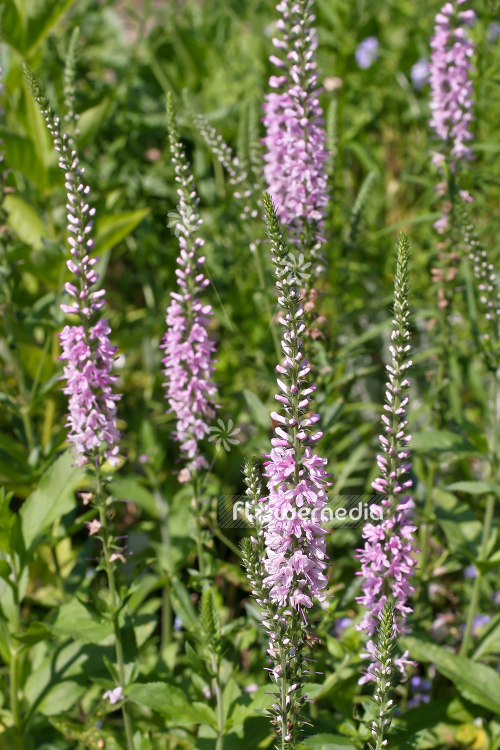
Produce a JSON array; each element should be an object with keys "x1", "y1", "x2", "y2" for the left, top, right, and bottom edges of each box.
[{"x1": 1, "y1": 0, "x2": 500, "y2": 748}]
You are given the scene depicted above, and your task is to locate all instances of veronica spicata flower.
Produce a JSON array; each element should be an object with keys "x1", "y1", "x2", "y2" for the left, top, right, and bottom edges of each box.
[
  {"x1": 429, "y1": 0, "x2": 476, "y2": 163},
  {"x1": 356, "y1": 234, "x2": 417, "y2": 683},
  {"x1": 243, "y1": 195, "x2": 330, "y2": 749},
  {"x1": 25, "y1": 68, "x2": 121, "y2": 468},
  {"x1": 263, "y1": 0, "x2": 329, "y2": 278},
  {"x1": 161, "y1": 94, "x2": 218, "y2": 473},
  {"x1": 261, "y1": 193, "x2": 329, "y2": 610}
]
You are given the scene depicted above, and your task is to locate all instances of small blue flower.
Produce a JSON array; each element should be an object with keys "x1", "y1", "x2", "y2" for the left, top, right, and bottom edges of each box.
[
  {"x1": 488, "y1": 22, "x2": 500, "y2": 42},
  {"x1": 355, "y1": 37, "x2": 379, "y2": 69},
  {"x1": 410, "y1": 58, "x2": 429, "y2": 90},
  {"x1": 410, "y1": 675, "x2": 431, "y2": 693}
]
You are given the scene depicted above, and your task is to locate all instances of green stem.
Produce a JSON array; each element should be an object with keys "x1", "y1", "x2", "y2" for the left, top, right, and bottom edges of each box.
[
  {"x1": 279, "y1": 640, "x2": 288, "y2": 750},
  {"x1": 96, "y1": 476, "x2": 135, "y2": 750},
  {"x1": 192, "y1": 478, "x2": 206, "y2": 577},
  {"x1": 419, "y1": 459, "x2": 436, "y2": 581},
  {"x1": 213, "y1": 526, "x2": 242, "y2": 558},
  {"x1": 152, "y1": 486, "x2": 172, "y2": 649},
  {"x1": 9, "y1": 632, "x2": 22, "y2": 740},
  {"x1": 8, "y1": 564, "x2": 23, "y2": 748},
  {"x1": 20, "y1": 407, "x2": 35, "y2": 454},
  {"x1": 162, "y1": 585, "x2": 172, "y2": 649},
  {"x1": 212, "y1": 655, "x2": 224, "y2": 750},
  {"x1": 460, "y1": 373, "x2": 498, "y2": 656},
  {"x1": 419, "y1": 242, "x2": 450, "y2": 585},
  {"x1": 252, "y1": 239, "x2": 281, "y2": 362}
]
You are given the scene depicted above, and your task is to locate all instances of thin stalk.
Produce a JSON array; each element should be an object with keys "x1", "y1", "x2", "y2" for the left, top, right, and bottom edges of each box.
[
  {"x1": 212, "y1": 526, "x2": 242, "y2": 558},
  {"x1": 152, "y1": 485, "x2": 172, "y2": 649},
  {"x1": 3, "y1": 301, "x2": 36, "y2": 453},
  {"x1": 162, "y1": 585, "x2": 172, "y2": 649},
  {"x1": 279, "y1": 640, "x2": 288, "y2": 750},
  {"x1": 211, "y1": 654, "x2": 224, "y2": 750},
  {"x1": 419, "y1": 245, "x2": 450, "y2": 584},
  {"x1": 252, "y1": 238, "x2": 281, "y2": 361},
  {"x1": 95, "y1": 474, "x2": 135, "y2": 750},
  {"x1": 419, "y1": 459, "x2": 436, "y2": 581},
  {"x1": 192, "y1": 478, "x2": 206, "y2": 578},
  {"x1": 460, "y1": 373, "x2": 498, "y2": 656},
  {"x1": 8, "y1": 574, "x2": 23, "y2": 746}
]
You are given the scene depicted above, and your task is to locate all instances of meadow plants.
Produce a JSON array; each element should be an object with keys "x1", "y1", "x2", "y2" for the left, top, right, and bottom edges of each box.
[{"x1": 0, "y1": 0, "x2": 499, "y2": 749}]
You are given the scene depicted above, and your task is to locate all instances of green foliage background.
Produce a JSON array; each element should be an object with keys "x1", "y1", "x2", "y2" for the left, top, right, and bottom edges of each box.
[{"x1": 1, "y1": 0, "x2": 500, "y2": 748}]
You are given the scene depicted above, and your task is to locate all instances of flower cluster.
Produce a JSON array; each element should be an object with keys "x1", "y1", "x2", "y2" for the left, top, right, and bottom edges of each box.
[
  {"x1": 356, "y1": 233, "x2": 417, "y2": 683},
  {"x1": 241, "y1": 195, "x2": 330, "y2": 748},
  {"x1": 25, "y1": 68, "x2": 121, "y2": 468},
  {"x1": 242, "y1": 456, "x2": 310, "y2": 749},
  {"x1": 185, "y1": 96, "x2": 259, "y2": 223},
  {"x1": 161, "y1": 95, "x2": 218, "y2": 474},
  {"x1": 261, "y1": 192, "x2": 329, "y2": 610},
  {"x1": 262, "y1": 0, "x2": 329, "y2": 276},
  {"x1": 366, "y1": 601, "x2": 397, "y2": 750},
  {"x1": 0, "y1": 64, "x2": 6, "y2": 203},
  {"x1": 429, "y1": 0, "x2": 476, "y2": 164},
  {"x1": 460, "y1": 206, "x2": 500, "y2": 364}
]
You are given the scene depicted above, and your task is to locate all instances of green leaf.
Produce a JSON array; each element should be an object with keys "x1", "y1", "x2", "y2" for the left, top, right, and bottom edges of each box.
[
  {"x1": 94, "y1": 208, "x2": 150, "y2": 256},
  {"x1": 0, "y1": 488, "x2": 16, "y2": 554},
  {"x1": 2, "y1": 0, "x2": 79, "y2": 56},
  {"x1": 110, "y1": 478, "x2": 158, "y2": 517},
  {"x1": 200, "y1": 587, "x2": 221, "y2": 648},
  {"x1": 128, "y1": 682, "x2": 217, "y2": 728},
  {"x1": 243, "y1": 389, "x2": 270, "y2": 431},
  {"x1": 226, "y1": 686, "x2": 273, "y2": 729},
  {"x1": 77, "y1": 98, "x2": 111, "y2": 146},
  {"x1": 14, "y1": 622, "x2": 53, "y2": 647},
  {"x1": 299, "y1": 734, "x2": 358, "y2": 750},
  {"x1": 3, "y1": 195, "x2": 47, "y2": 249},
  {"x1": 20, "y1": 452, "x2": 81, "y2": 560},
  {"x1": 476, "y1": 548, "x2": 500, "y2": 575},
  {"x1": 36, "y1": 680, "x2": 86, "y2": 717},
  {"x1": 0, "y1": 559, "x2": 13, "y2": 585},
  {"x1": 49, "y1": 718, "x2": 122, "y2": 749},
  {"x1": 410, "y1": 430, "x2": 479, "y2": 455},
  {"x1": 446, "y1": 481, "x2": 500, "y2": 498},
  {"x1": 434, "y1": 490, "x2": 482, "y2": 561},
  {"x1": 396, "y1": 730, "x2": 432, "y2": 750},
  {"x1": 403, "y1": 637, "x2": 500, "y2": 713},
  {"x1": 474, "y1": 612, "x2": 500, "y2": 661},
  {"x1": 0, "y1": 127, "x2": 54, "y2": 190},
  {"x1": 170, "y1": 578, "x2": 198, "y2": 631},
  {"x1": 26, "y1": 241, "x2": 65, "y2": 286},
  {"x1": 185, "y1": 641, "x2": 206, "y2": 672},
  {"x1": 48, "y1": 598, "x2": 114, "y2": 644}
]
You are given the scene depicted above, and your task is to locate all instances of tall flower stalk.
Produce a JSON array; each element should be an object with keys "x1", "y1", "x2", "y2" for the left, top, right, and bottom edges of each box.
[
  {"x1": 427, "y1": 0, "x2": 476, "y2": 317},
  {"x1": 161, "y1": 93, "x2": 218, "y2": 576},
  {"x1": 458, "y1": 210, "x2": 499, "y2": 655},
  {"x1": 263, "y1": 0, "x2": 329, "y2": 288},
  {"x1": 428, "y1": 0, "x2": 476, "y2": 316},
  {"x1": 184, "y1": 94, "x2": 282, "y2": 358},
  {"x1": 367, "y1": 601, "x2": 397, "y2": 750},
  {"x1": 356, "y1": 233, "x2": 417, "y2": 684},
  {"x1": 246, "y1": 193, "x2": 329, "y2": 749},
  {"x1": 429, "y1": 0, "x2": 475, "y2": 165},
  {"x1": 424, "y1": 0, "x2": 476, "y2": 579},
  {"x1": 25, "y1": 66, "x2": 135, "y2": 750}
]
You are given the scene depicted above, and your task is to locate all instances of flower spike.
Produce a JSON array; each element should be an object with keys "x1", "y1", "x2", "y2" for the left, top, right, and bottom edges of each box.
[{"x1": 356, "y1": 233, "x2": 417, "y2": 683}]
